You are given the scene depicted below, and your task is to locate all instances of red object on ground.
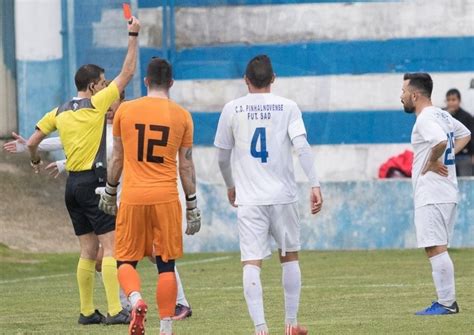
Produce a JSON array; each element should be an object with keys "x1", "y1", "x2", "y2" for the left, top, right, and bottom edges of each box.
[
  {"x1": 122, "y1": 3, "x2": 132, "y2": 20},
  {"x1": 378, "y1": 150, "x2": 414, "y2": 178}
]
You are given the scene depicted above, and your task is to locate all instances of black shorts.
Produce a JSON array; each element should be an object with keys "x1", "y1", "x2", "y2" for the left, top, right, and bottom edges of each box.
[{"x1": 65, "y1": 170, "x2": 115, "y2": 236}]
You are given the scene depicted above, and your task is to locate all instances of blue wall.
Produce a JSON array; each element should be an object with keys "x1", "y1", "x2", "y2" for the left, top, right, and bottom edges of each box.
[
  {"x1": 9, "y1": 0, "x2": 474, "y2": 251},
  {"x1": 16, "y1": 60, "x2": 64, "y2": 136},
  {"x1": 192, "y1": 111, "x2": 415, "y2": 145},
  {"x1": 1, "y1": 0, "x2": 15, "y2": 74},
  {"x1": 142, "y1": 37, "x2": 474, "y2": 80}
]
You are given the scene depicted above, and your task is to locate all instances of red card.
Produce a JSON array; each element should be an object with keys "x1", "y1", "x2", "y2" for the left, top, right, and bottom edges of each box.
[{"x1": 123, "y1": 3, "x2": 132, "y2": 20}]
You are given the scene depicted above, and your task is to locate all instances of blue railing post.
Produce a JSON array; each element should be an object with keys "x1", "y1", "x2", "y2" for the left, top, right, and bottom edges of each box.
[
  {"x1": 60, "y1": 0, "x2": 69, "y2": 100},
  {"x1": 162, "y1": 0, "x2": 169, "y2": 59},
  {"x1": 169, "y1": 0, "x2": 176, "y2": 63}
]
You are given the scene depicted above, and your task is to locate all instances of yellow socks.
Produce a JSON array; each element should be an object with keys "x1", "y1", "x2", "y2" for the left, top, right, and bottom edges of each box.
[
  {"x1": 77, "y1": 258, "x2": 96, "y2": 316},
  {"x1": 101, "y1": 256, "x2": 122, "y2": 316}
]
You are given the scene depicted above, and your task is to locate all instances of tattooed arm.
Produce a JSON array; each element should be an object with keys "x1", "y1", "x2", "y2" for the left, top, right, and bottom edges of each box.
[
  {"x1": 178, "y1": 146, "x2": 196, "y2": 197},
  {"x1": 178, "y1": 146, "x2": 201, "y2": 235}
]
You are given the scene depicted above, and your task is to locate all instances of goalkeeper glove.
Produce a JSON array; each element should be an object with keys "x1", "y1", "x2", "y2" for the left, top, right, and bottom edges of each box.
[
  {"x1": 185, "y1": 194, "x2": 201, "y2": 235},
  {"x1": 96, "y1": 183, "x2": 118, "y2": 216}
]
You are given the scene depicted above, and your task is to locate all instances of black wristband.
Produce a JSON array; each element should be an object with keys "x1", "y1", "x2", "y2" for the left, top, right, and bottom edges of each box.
[
  {"x1": 31, "y1": 158, "x2": 41, "y2": 165},
  {"x1": 128, "y1": 32, "x2": 138, "y2": 36},
  {"x1": 185, "y1": 194, "x2": 197, "y2": 201}
]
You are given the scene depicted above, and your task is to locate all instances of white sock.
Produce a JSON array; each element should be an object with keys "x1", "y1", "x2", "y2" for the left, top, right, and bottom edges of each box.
[
  {"x1": 175, "y1": 266, "x2": 189, "y2": 307},
  {"x1": 430, "y1": 251, "x2": 456, "y2": 306},
  {"x1": 243, "y1": 264, "x2": 267, "y2": 332},
  {"x1": 282, "y1": 261, "x2": 301, "y2": 326},
  {"x1": 160, "y1": 317, "x2": 173, "y2": 334},
  {"x1": 129, "y1": 291, "x2": 142, "y2": 308},
  {"x1": 120, "y1": 288, "x2": 131, "y2": 311}
]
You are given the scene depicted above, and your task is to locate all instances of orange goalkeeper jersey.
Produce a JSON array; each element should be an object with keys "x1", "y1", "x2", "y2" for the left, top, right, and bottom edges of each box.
[{"x1": 113, "y1": 97, "x2": 194, "y2": 205}]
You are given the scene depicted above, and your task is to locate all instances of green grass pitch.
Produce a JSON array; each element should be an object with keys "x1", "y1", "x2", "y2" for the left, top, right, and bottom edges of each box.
[{"x1": 0, "y1": 245, "x2": 473, "y2": 334}]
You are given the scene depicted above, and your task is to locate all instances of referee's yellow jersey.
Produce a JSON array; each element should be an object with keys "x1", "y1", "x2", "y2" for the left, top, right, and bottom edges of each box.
[{"x1": 36, "y1": 82, "x2": 119, "y2": 172}]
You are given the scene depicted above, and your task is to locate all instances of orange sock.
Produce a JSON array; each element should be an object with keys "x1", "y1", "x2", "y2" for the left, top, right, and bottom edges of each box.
[
  {"x1": 118, "y1": 263, "x2": 141, "y2": 297},
  {"x1": 156, "y1": 272, "x2": 177, "y2": 318}
]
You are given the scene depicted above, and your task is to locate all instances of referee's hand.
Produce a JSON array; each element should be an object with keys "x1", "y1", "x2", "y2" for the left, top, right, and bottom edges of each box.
[
  {"x1": 127, "y1": 15, "x2": 140, "y2": 34},
  {"x1": 95, "y1": 184, "x2": 118, "y2": 216}
]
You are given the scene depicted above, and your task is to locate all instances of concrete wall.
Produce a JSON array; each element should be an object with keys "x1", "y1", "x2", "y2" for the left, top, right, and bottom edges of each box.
[
  {"x1": 88, "y1": 0, "x2": 474, "y2": 180},
  {"x1": 94, "y1": 1, "x2": 474, "y2": 48},
  {"x1": 7, "y1": 0, "x2": 474, "y2": 250},
  {"x1": 183, "y1": 178, "x2": 474, "y2": 252},
  {"x1": 0, "y1": 0, "x2": 17, "y2": 138}
]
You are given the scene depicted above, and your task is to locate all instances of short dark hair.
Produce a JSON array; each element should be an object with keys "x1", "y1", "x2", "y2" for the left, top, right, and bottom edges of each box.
[
  {"x1": 446, "y1": 88, "x2": 461, "y2": 100},
  {"x1": 74, "y1": 64, "x2": 105, "y2": 91},
  {"x1": 245, "y1": 55, "x2": 274, "y2": 89},
  {"x1": 146, "y1": 57, "x2": 172, "y2": 89},
  {"x1": 403, "y1": 72, "x2": 433, "y2": 98}
]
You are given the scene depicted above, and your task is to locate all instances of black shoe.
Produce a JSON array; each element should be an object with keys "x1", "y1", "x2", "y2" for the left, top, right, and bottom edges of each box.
[
  {"x1": 105, "y1": 309, "x2": 131, "y2": 325},
  {"x1": 445, "y1": 301, "x2": 460, "y2": 314},
  {"x1": 78, "y1": 309, "x2": 106, "y2": 325},
  {"x1": 172, "y1": 304, "x2": 192, "y2": 320}
]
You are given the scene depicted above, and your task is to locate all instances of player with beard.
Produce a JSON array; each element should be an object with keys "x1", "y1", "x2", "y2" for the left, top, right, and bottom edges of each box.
[{"x1": 400, "y1": 73, "x2": 470, "y2": 315}]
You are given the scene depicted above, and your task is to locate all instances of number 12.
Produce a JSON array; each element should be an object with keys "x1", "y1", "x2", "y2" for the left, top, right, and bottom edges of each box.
[{"x1": 135, "y1": 124, "x2": 170, "y2": 163}]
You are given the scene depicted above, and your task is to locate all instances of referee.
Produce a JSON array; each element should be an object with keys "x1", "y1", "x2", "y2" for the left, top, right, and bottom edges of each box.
[{"x1": 26, "y1": 17, "x2": 141, "y2": 325}]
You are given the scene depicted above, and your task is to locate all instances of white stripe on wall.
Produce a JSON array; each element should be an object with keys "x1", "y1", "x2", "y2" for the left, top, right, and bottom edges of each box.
[
  {"x1": 171, "y1": 72, "x2": 474, "y2": 112},
  {"x1": 14, "y1": 0, "x2": 63, "y2": 61},
  {"x1": 93, "y1": 0, "x2": 474, "y2": 48},
  {"x1": 193, "y1": 144, "x2": 412, "y2": 183}
]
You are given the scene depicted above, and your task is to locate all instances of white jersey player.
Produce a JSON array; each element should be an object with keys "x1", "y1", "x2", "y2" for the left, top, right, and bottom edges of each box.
[
  {"x1": 401, "y1": 73, "x2": 471, "y2": 316},
  {"x1": 215, "y1": 55, "x2": 323, "y2": 335}
]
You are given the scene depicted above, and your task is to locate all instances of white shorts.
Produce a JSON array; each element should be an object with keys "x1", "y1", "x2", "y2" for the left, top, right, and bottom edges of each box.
[
  {"x1": 414, "y1": 203, "x2": 457, "y2": 248},
  {"x1": 237, "y1": 203, "x2": 301, "y2": 261}
]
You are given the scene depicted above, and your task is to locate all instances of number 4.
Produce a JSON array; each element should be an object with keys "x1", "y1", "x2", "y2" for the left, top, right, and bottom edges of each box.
[{"x1": 250, "y1": 127, "x2": 269, "y2": 163}]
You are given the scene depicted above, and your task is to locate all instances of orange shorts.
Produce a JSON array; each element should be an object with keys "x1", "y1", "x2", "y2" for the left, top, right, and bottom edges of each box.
[{"x1": 115, "y1": 200, "x2": 183, "y2": 262}]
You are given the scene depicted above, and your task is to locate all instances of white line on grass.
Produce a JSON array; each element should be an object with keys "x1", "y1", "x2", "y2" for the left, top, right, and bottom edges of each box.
[
  {"x1": 0, "y1": 256, "x2": 232, "y2": 285},
  {"x1": 185, "y1": 283, "x2": 432, "y2": 291},
  {"x1": 177, "y1": 256, "x2": 232, "y2": 266},
  {"x1": 0, "y1": 273, "x2": 73, "y2": 285}
]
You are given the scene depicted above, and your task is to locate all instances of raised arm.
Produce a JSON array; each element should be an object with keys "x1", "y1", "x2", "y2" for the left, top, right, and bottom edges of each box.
[
  {"x1": 179, "y1": 146, "x2": 201, "y2": 235},
  {"x1": 112, "y1": 16, "x2": 141, "y2": 93}
]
